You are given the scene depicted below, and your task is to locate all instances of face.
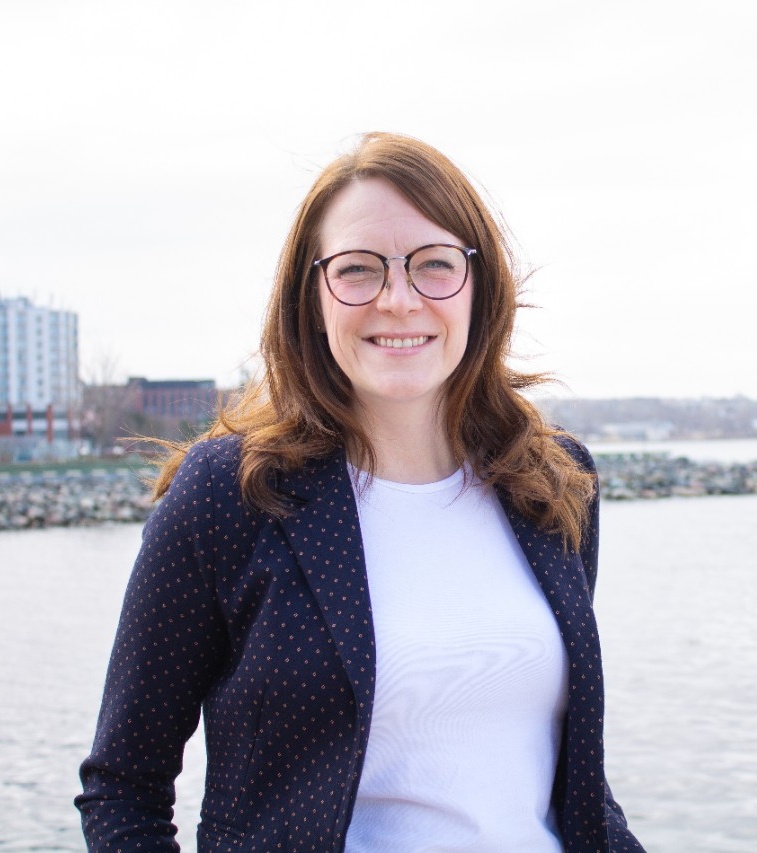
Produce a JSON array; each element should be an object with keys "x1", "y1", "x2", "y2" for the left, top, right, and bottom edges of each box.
[{"x1": 316, "y1": 177, "x2": 473, "y2": 419}]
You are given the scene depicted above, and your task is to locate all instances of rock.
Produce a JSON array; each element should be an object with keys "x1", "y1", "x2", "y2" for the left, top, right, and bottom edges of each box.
[{"x1": 0, "y1": 466, "x2": 154, "y2": 531}]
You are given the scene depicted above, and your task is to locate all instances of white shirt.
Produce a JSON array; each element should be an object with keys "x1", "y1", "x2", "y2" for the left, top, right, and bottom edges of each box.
[{"x1": 345, "y1": 467, "x2": 568, "y2": 852}]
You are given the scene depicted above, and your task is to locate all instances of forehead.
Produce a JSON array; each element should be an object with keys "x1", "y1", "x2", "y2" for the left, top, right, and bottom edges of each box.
[{"x1": 318, "y1": 177, "x2": 460, "y2": 254}]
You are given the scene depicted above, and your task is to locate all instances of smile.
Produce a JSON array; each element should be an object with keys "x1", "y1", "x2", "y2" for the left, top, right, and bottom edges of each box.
[{"x1": 372, "y1": 336, "x2": 430, "y2": 349}]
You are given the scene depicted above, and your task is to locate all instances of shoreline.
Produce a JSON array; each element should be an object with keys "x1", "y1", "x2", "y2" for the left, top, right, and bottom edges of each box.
[
  {"x1": 1, "y1": 454, "x2": 756, "y2": 531},
  {"x1": 0, "y1": 466, "x2": 153, "y2": 531},
  {"x1": 594, "y1": 452, "x2": 757, "y2": 500}
]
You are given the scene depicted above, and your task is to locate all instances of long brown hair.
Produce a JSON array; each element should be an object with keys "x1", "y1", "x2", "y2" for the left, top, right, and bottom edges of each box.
[{"x1": 155, "y1": 132, "x2": 595, "y2": 550}]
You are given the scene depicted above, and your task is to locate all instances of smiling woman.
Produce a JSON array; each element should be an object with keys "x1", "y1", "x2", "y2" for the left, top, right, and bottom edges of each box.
[
  {"x1": 75, "y1": 132, "x2": 647, "y2": 852},
  {"x1": 314, "y1": 179, "x2": 474, "y2": 466}
]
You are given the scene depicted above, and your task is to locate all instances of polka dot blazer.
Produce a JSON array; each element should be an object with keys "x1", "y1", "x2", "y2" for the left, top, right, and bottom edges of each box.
[{"x1": 76, "y1": 434, "x2": 645, "y2": 852}]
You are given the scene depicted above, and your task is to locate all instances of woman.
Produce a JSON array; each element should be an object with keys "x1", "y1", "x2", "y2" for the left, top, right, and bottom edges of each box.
[{"x1": 76, "y1": 132, "x2": 646, "y2": 851}]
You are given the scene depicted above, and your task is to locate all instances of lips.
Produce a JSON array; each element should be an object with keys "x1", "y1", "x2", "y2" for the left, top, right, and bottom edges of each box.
[{"x1": 371, "y1": 336, "x2": 431, "y2": 349}]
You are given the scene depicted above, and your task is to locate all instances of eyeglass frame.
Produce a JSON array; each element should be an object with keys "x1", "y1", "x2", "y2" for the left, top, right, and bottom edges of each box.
[{"x1": 312, "y1": 243, "x2": 477, "y2": 306}]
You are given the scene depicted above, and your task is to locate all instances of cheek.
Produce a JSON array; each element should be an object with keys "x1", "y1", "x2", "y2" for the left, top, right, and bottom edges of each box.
[
  {"x1": 452, "y1": 290, "x2": 474, "y2": 346},
  {"x1": 445, "y1": 297, "x2": 473, "y2": 371},
  {"x1": 318, "y1": 285, "x2": 351, "y2": 361},
  {"x1": 316, "y1": 280, "x2": 331, "y2": 332},
  {"x1": 318, "y1": 285, "x2": 343, "y2": 349}
]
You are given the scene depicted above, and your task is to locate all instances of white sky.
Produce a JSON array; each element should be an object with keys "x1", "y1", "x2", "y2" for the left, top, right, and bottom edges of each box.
[{"x1": 1, "y1": 0, "x2": 755, "y2": 398}]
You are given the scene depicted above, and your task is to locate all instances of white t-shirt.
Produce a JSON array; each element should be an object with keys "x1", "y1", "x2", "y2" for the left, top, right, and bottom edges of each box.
[{"x1": 345, "y1": 467, "x2": 568, "y2": 852}]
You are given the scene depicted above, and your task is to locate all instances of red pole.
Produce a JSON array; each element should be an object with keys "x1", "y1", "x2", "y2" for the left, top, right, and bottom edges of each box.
[
  {"x1": 47, "y1": 404, "x2": 54, "y2": 443},
  {"x1": 26, "y1": 404, "x2": 33, "y2": 435},
  {"x1": 0, "y1": 404, "x2": 11, "y2": 437}
]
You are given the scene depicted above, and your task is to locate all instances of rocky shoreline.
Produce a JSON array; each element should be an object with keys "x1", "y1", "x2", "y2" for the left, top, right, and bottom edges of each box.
[
  {"x1": 0, "y1": 467, "x2": 154, "y2": 531},
  {"x1": 594, "y1": 453, "x2": 757, "y2": 500},
  {"x1": 1, "y1": 454, "x2": 756, "y2": 531}
]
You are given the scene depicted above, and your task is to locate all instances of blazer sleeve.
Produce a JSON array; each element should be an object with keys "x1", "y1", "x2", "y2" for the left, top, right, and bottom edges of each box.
[
  {"x1": 75, "y1": 441, "x2": 230, "y2": 851},
  {"x1": 572, "y1": 438, "x2": 648, "y2": 851}
]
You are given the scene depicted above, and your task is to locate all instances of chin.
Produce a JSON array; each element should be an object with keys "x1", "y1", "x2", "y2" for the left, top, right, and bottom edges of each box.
[{"x1": 358, "y1": 383, "x2": 443, "y2": 409}]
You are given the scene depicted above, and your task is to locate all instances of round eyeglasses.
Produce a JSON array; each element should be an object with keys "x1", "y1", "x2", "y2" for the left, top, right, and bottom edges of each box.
[{"x1": 312, "y1": 243, "x2": 477, "y2": 306}]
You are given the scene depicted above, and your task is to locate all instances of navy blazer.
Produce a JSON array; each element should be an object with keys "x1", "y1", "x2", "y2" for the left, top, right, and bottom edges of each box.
[{"x1": 76, "y1": 435, "x2": 645, "y2": 852}]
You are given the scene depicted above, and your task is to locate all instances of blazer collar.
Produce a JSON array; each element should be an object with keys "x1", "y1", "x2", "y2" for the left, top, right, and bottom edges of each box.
[
  {"x1": 498, "y1": 487, "x2": 597, "y2": 639},
  {"x1": 274, "y1": 457, "x2": 603, "y2": 760},
  {"x1": 276, "y1": 451, "x2": 376, "y2": 729},
  {"x1": 275, "y1": 458, "x2": 598, "y2": 667},
  {"x1": 497, "y1": 490, "x2": 609, "y2": 840}
]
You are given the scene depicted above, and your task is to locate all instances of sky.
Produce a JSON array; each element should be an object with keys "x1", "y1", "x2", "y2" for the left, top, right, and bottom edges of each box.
[{"x1": 1, "y1": 0, "x2": 755, "y2": 399}]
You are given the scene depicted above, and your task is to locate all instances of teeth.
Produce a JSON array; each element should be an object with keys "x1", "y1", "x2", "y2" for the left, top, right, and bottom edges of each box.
[{"x1": 375, "y1": 336, "x2": 429, "y2": 348}]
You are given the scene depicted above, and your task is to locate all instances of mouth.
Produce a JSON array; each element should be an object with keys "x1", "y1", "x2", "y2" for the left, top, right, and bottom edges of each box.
[{"x1": 370, "y1": 335, "x2": 432, "y2": 349}]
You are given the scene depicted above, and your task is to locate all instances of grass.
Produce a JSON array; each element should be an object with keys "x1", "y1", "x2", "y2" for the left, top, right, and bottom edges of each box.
[{"x1": 0, "y1": 455, "x2": 153, "y2": 476}]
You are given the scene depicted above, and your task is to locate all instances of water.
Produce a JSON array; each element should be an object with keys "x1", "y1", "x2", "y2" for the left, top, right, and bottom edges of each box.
[
  {"x1": 595, "y1": 495, "x2": 757, "y2": 851},
  {"x1": 1, "y1": 491, "x2": 756, "y2": 851},
  {"x1": 588, "y1": 436, "x2": 757, "y2": 464}
]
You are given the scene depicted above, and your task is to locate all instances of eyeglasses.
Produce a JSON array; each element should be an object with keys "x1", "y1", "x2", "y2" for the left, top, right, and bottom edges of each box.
[{"x1": 313, "y1": 243, "x2": 477, "y2": 306}]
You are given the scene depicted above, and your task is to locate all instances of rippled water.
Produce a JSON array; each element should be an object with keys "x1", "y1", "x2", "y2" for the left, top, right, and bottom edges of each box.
[
  {"x1": 597, "y1": 495, "x2": 757, "y2": 851},
  {"x1": 1, "y1": 494, "x2": 756, "y2": 851}
]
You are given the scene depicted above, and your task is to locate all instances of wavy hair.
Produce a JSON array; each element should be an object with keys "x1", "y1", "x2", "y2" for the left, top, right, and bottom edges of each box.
[{"x1": 154, "y1": 132, "x2": 595, "y2": 550}]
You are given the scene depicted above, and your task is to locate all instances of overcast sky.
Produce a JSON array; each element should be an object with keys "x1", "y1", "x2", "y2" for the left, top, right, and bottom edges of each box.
[{"x1": 1, "y1": 0, "x2": 755, "y2": 399}]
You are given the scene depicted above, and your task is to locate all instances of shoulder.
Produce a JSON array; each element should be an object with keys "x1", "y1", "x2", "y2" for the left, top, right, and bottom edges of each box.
[
  {"x1": 172, "y1": 434, "x2": 244, "y2": 490},
  {"x1": 553, "y1": 428, "x2": 597, "y2": 475},
  {"x1": 184, "y1": 432, "x2": 243, "y2": 469},
  {"x1": 551, "y1": 430, "x2": 601, "y2": 588},
  {"x1": 168, "y1": 436, "x2": 349, "y2": 520},
  {"x1": 148, "y1": 434, "x2": 245, "y2": 534}
]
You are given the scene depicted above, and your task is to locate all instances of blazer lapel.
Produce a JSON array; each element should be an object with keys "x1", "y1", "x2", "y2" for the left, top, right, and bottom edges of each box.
[
  {"x1": 500, "y1": 494, "x2": 605, "y2": 709},
  {"x1": 501, "y1": 500, "x2": 595, "y2": 622},
  {"x1": 499, "y1": 491, "x2": 609, "y2": 844},
  {"x1": 277, "y1": 453, "x2": 376, "y2": 728}
]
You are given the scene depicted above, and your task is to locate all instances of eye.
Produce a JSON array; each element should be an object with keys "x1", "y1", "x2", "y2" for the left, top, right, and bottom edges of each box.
[
  {"x1": 418, "y1": 257, "x2": 454, "y2": 271},
  {"x1": 338, "y1": 262, "x2": 371, "y2": 276},
  {"x1": 410, "y1": 246, "x2": 462, "y2": 278},
  {"x1": 330, "y1": 252, "x2": 384, "y2": 283}
]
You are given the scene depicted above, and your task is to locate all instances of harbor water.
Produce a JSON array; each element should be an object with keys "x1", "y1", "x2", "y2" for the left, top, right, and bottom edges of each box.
[{"x1": 1, "y1": 469, "x2": 756, "y2": 850}]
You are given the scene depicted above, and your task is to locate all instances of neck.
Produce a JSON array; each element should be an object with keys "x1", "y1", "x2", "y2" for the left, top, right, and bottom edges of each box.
[{"x1": 350, "y1": 399, "x2": 458, "y2": 484}]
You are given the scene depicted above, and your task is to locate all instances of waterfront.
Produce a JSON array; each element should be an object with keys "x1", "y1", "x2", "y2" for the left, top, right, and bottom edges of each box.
[
  {"x1": 2, "y1": 438, "x2": 757, "y2": 531},
  {"x1": 1, "y1": 495, "x2": 756, "y2": 851}
]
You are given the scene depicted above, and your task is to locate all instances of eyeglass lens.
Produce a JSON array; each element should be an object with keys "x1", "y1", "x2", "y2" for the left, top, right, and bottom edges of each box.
[{"x1": 324, "y1": 245, "x2": 469, "y2": 305}]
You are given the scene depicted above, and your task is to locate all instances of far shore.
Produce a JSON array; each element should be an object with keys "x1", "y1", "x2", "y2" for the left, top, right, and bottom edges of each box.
[{"x1": 1, "y1": 451, "x2": 756, "y2": 532}]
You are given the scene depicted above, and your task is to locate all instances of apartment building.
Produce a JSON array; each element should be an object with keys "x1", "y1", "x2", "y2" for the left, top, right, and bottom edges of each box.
[{"x1": 0, "y1": 296, "x2": 80, "y2": 441}]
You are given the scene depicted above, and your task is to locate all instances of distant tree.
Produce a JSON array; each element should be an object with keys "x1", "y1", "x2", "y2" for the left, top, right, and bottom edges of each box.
[{"x1": 80, "y1": 350, "x2": 139, "y2": 454}]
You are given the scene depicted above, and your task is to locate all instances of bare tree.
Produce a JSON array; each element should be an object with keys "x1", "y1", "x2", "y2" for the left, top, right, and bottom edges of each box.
[{"x1": 80, "y1": 350, "x2": 139, "y2": 455}]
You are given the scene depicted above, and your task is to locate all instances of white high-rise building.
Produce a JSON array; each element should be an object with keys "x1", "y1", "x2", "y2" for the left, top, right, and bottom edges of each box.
[{"x1": 0, "y1": 296, "x2": 80, "y2": 417}]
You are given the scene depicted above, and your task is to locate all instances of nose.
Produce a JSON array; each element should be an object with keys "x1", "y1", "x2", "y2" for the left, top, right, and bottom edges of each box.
[{"x1": 375, "y1": 257, "x2": 422, "y2": 314}]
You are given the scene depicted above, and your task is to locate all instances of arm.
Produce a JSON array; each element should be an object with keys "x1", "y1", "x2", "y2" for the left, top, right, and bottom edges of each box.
[
  {"x1": 576, "y1": 443, "x2": 647, "y2": 851},
  {"x1": 75, "y1": 442, "x2": 229, "y2": 851}
]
